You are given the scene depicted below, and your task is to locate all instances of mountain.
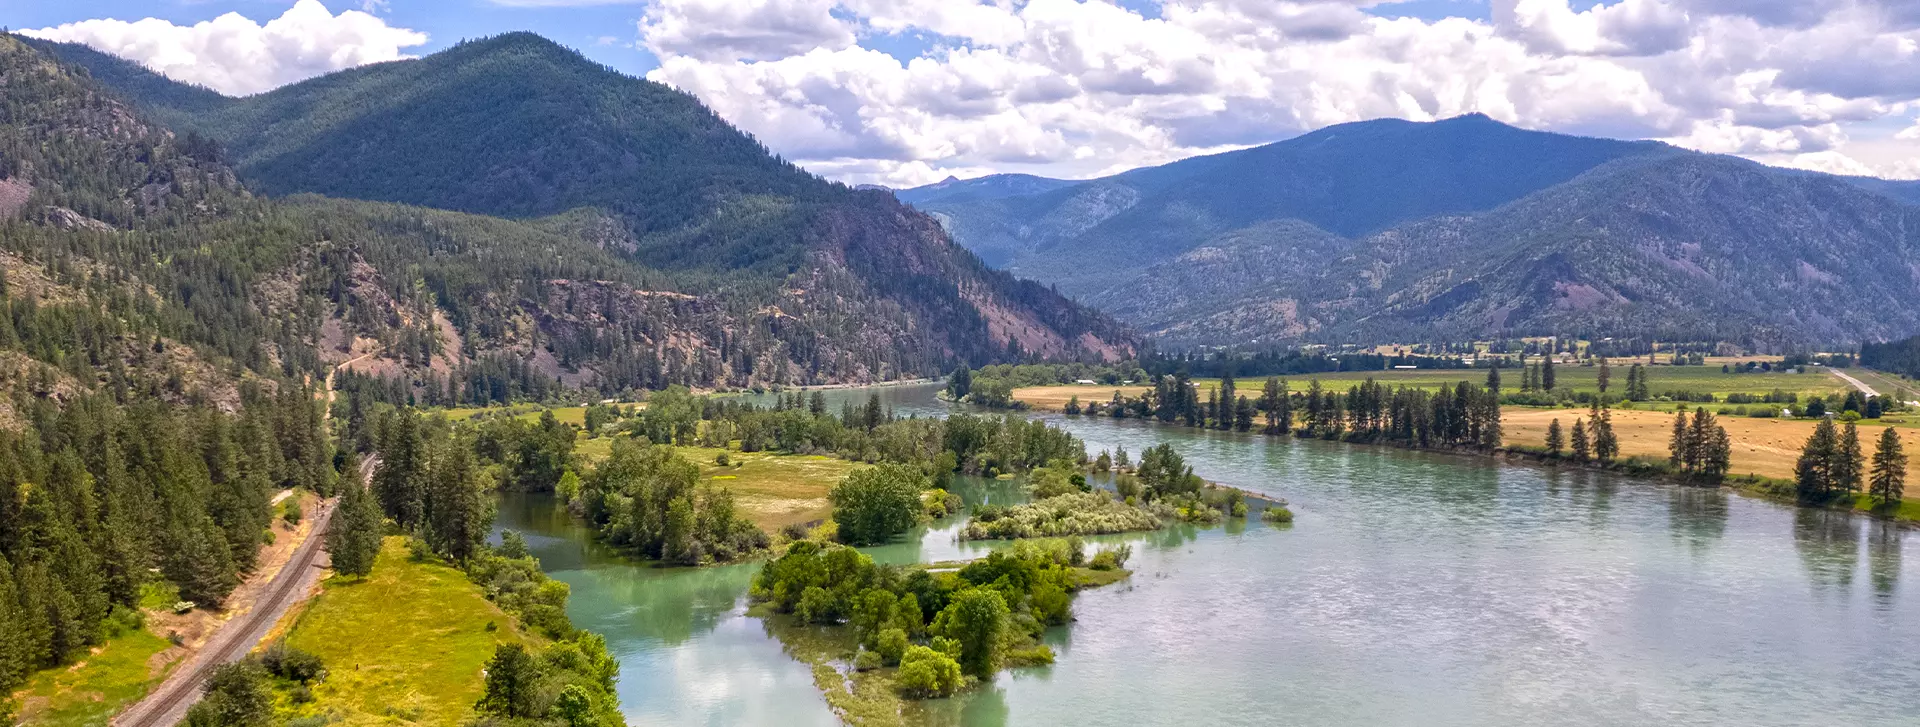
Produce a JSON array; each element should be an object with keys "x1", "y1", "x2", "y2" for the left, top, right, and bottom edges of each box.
[
  {"x1": 907, "y1": 114, "x2": 1669, "y2": 293},
  {"x1": 11, "y1": 33, "x2": 1129, "y2": 400},
  {"x1": 906, "y1": 115, "x2": 1920, "y2": 346},
  {"x1": 894, "y1": 174, "x2": 1077, "y2": 206}
]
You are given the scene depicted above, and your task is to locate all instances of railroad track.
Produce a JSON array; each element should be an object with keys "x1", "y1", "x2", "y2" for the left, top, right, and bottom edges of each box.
[{"x1": 112, "y1": 501, "x2": 336, "y2": 727}]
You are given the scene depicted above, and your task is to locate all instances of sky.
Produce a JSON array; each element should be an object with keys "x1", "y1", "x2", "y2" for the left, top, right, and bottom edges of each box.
[{"x1": 14, "y1": 0, "x2": 1920, "y2": 187}]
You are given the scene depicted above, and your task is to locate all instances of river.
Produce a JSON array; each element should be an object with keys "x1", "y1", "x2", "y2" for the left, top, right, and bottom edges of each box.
[{"x1": 494, "y1": 382, "x2": 1920, "y2": 726}]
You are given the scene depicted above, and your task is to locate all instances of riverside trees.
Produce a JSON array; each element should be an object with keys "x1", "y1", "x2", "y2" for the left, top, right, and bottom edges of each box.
[{"x1": 1667, "y1": 407, "x2": 1733, "y2": 481}]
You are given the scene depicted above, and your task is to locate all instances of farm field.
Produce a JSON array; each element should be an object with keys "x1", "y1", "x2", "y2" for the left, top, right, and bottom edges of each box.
[
  {"x1": 1011, "y1": 365, "x2": 1852, "y2": 413},
  {"x1": 1016, "y1": 380, "x2": 1918, "y2": 482}
]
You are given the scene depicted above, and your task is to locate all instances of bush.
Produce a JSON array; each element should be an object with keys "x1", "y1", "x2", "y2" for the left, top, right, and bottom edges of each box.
[
  {"x1": 280, "y1": 500, "x2": 303, "y2": 526},
  {"x1": 831, "y1": 465, "x2": 929, "y2": 545},
  {"x1": 715, "y1": 453, "x2": 731, "y2": 466},
  {"x1": 1261, "y1": 506, "x2": 1295, "y2": 524},
  {"x1": 853, "y1": 649, "x2": 883, "y2": 671},
  {"x1": 1089, "y1": 543, "x2": 1131, "y2": 571},
  {"x1": 778, "y1": 522, "x2": 812, "y2": 542},
  {"x1": 960, "y1": 492, "x2": 1159, "y2": 540},
  {"x1": 875, "y1": 628, "x2": 909, "y2": 666},
  {"x1": 260, "y1": 642, "x2": 328, "y2": 684},
  {"x1": 894, "y1": 646, "x2": 963, "y2": 698}
]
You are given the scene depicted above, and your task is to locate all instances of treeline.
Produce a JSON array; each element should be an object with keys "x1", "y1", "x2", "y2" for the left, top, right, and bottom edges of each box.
[
  {"x1": 1063, "y1": 373, "x2": 1504, "y2": 452},
  {"x1": 1861, "y1": 335, "x2": 1920, "y2": 379},
  {"x1": 1139, "y1": 350, "x2": 1471, "y2": 378},
  {"x1": 0, "y1": 385, "x2": 331, "y2": 704},
  {"x1": 1794, "y1": 419, "x2": 1906, "y2": 508}
]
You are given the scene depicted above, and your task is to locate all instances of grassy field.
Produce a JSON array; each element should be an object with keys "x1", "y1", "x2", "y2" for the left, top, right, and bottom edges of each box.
[
  {"x1": 676, "y1": 445, "x2": 864, "y2": 531},
  {"x1": 278, "y1": 537, "x2": 528, "y2": 726},
  {"x1": 564, "y1": 431, "x2": 865, "y2": 532},
  {"x1": 11, "y1": 628, "x2": 173, "y2": 727}
]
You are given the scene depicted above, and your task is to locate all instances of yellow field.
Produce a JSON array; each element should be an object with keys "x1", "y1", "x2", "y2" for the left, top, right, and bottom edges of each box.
[{"x1": 1500, "y1": 408, "x2": 1863, "y2": 481}]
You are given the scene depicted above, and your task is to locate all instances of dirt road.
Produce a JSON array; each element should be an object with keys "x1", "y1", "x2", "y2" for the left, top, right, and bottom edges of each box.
[
  {"x1": 1828, "y1": 366, "x2": 1878, "y2": 397},
  {"x1": 112, "y1": 498, "x2": 334, "y2": 727}
]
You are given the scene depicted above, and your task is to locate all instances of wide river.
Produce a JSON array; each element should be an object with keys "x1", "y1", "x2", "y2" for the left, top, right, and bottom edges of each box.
[{"x1": 495, "y1": 383, "x2": 1920, "y2": 726}]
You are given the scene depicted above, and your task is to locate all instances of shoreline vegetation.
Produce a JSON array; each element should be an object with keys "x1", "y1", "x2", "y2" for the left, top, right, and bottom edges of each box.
[
  {"x1": 748, "y1": 538, "x2": 1132, "y2": 727},
  {"x1": 952, "y1": 361, "x2": 1917, "y2": 525}
]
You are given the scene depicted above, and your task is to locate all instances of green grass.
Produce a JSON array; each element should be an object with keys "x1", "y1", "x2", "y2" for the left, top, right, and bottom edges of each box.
[
  {"x1": 676, "y1": 445, "x2": 865, "y2": 531},
  {"x1": 13, "y1": 628, "x2": 173, "y2": 727},
  {"x1": 1852, "y1": 494, "x2": 1920, "y2": 522},
  {"x1": 278, "y1": 537, "x2": 528, "y2": 726}
]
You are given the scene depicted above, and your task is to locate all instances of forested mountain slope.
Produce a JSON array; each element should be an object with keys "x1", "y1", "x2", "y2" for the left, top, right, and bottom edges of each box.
[
  {"x1": 907, "y1": 116, "x2": 1920, "y2": 347},
  {"x1": 910, "y1": 114, "x2": 1666, "y2": 290},
  {"x1": 19, "y1": 33, "x2": 1129, "y2": 394}
]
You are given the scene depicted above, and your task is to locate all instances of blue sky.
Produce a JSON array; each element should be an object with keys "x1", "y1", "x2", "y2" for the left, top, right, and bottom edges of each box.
[
  {"x1": 12, "y1": 0, "x2": 1496, "y2": 77},
  {"x1": 17, "y1": 0, "x2": 1920, "y2": 186}
]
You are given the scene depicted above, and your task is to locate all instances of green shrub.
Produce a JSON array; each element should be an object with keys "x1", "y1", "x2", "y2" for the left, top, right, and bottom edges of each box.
[
  {"x1": 853, "y1": 649, "x2": 883, "y2": 671},
  {"x1": 1262, "y1": 506, "x2": 1295, "y2": 524},
  {"x1": 875, "y1": 628, "x2": 909, "y2": 666},
  {"x1": 1089, "y1": 543, "x2": 1131, "y2": 571},
  {"x1": 894, "y1": 646, "x2": 963, "y2": 698}
]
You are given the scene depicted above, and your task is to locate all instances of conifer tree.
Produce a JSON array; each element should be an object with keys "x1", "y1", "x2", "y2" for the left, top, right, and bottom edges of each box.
[
  {"x1": 327, "y1": 473, "x2": 383, "y2": 578},
  {"x1": 1870, "y1": 427, "x2": 1905, "y2": 506},
  {"x1": 1796, "y1": 418, "x2": 1839, "y2": 503},
  {"x1": 1546, "y1": 418, "x2": 1564, "y2": 456},
  {"x1": 373, "y1": 409, "x2": 427, "y2": 529},
  {"x1": 1669, "y1": 408, "x2": 1690, "y2": 468},
  {"x1": 1591, "y1": 404, "x2": 1618, "y2": 462},
  {"x1": 1833, "y1": 421, "x2": 1865, "y2": 494},
  {"x1": 1596, "y1": 358, "x2": 1611, "y2": 395},
  {"x1": 1485, "y1": 365, "x2": 1501, "y2": 395},
  {"x1": 1542, "y1": 355, "x2": 1557, "y2": 392},
  {"x1": 1570, "y1": 418, "x2": 1591, "y2": 462},
  {"x1": 425, "y1": 444, "x2": 493, "y2": 562}
]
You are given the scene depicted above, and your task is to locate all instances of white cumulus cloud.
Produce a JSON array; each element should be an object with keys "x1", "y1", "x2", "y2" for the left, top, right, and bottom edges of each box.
[
  {"x1": 22, "y1": 0, "x2": 427, "y2": 97},
  {"x1": 634, "y1": 0, "x2": 1920, "y2": 186}
]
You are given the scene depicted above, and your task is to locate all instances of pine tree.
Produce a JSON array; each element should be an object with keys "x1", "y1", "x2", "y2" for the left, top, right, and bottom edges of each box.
[
  {"x1": 1795, "y1": 418, "x2": 1838, "y2": 503},
  {"x1": 1597, "y1": 357, "x2": 1611, "y2": 395},
  {"x1": 1669, "y1": 408, "x2": 1689, "y2": 468},
  {"x1": 1546, "y1": 418, "x2": 1564, "y2": 456},
  {"x1": 1216, "y1": 375, "x2": 1236, "y2": 431},
  {"x1": 1833, "y1": 421, "x2": 1865, "y2": 495},
  {"x1": 1870, "y1": 427, "x2": 1906, "y2": 506},
  {"x1": 373, "y1": 410, "x2": 426, "y2": 529},
  {"x1": 1542, "y1": 355, "x2": 1557, "y2": 391},
  {"x1": 1570, "y1": 418, "x2": 1591, "y2": 462},
  {"x1": 1485, "y1": 365, "x2": 1501, "y2": 395},
  {"x1": 327, "y1": 473, "x2": 383, "y2": 578},
  {"x1": 1591, "y1": 405, "x2": 1618, "y2": 462},
  {"x1": 425, "y1": 443, "x2": 492, "y2": 563}
]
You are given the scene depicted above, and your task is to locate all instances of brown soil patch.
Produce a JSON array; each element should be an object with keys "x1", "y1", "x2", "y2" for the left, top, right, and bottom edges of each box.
[{"x1": 142, "y1": 492, "x2": 324, "y2": 676}]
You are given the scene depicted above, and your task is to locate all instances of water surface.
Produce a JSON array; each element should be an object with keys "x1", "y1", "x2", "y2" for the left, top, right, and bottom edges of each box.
[{"x1": 499, "y1": 383, "x2": 1920, "y2": 726}]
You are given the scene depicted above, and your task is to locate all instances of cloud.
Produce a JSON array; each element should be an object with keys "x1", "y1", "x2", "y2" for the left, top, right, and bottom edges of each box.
[
  {"x1": 21, "y1": 0, "x2": 426, "y2": 97},
  {"x1": 640, "y1": 0, "x2": 856, "y2": 62},
  {"x1": 631, "y1": 0, "x2": 1920, "y2": 187}
]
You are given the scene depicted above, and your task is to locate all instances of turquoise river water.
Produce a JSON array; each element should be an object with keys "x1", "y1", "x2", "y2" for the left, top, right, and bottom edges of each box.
[{"x1": 494, "y1": 383, "x2": 1920, "y2": 726}]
